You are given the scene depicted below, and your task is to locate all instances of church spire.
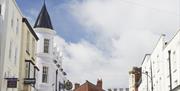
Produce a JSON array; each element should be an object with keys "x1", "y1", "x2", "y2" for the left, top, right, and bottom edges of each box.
[{"x1": 34, "y1": 2, "x2": 53, "y2": 30}]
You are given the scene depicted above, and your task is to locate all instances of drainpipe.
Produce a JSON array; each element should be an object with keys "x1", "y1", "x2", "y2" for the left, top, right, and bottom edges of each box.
[
  {"x1": 56, "y1": 69, "x2": 58, "y2": 91},
  {"x1": 168, "y1": 50, "x2": 172, "y2": 91},
  {"x1": 150, "y1": 59, "x2": 154, "y2": 91},
  {"x1": 146, "y1": 71, "x2": 149, "y2": 91}
]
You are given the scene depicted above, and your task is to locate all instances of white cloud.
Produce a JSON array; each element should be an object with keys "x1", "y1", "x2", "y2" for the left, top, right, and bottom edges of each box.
[{"x1": 54, "y1": 0, "x2": 179, "y2": 89}]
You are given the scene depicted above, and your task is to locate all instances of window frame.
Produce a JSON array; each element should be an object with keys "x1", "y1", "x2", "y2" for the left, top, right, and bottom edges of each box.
[
  {"x1": 26, "y1": 31, "x2": 30, "y2": 54},
  {"x1": 25, "y1": 60, "x2": 35, "y2": 78},
  {"x1": 42, "y1": 66, "x2": 48, "y2": 83},
  {"x1": 44, "y1": 39, "x2": 50, "y2": 53},
  {"x1": 9, "y1": 41, "x2": 12, "y2": 59},
  {"x1": 0, "y1": 4, "x2": 2, "y2": 15}
]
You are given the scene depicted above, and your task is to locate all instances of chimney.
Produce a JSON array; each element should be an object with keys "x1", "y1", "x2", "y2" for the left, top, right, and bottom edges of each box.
[
  {"x1": 97, "y1": 79, "x2": 103, "y2": 89},
  {"x1": 74, "y1": 83, "x2": 80, "y2": 90}
]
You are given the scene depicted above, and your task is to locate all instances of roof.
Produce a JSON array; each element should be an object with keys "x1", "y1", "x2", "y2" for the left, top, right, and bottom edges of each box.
[
  {"x1": 34, "y1": 3, "x2": 53, "y2": 30},
  {"x1": 75, "y1": 80, "x2": 104, "y2": 91},
  {"x1": 22, "y1": 18, "x2": 39, "y2": 40}
]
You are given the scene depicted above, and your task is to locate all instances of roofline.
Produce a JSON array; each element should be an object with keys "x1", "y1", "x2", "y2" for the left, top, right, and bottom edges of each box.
[
  {"x1": 22, "y1": 18, "x2": 39, "y2": 40},
  {"x1": 150, "y1": 34, "x2": 165, "y2": 56},
  {"x1": 164, "y1": 29, "x2": 180, "y2": 49},
  {"x1": 141, "y1": 54, "x2": 151, "y2": 65},
  {"x1": 75, "y1": 80, "x2": 105, "y2": 91},
  {"x1": 141, "y1": 34, "x2": 166, "y2": 65}
]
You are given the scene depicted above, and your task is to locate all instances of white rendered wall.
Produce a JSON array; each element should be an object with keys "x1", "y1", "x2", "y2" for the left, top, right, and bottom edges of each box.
[
  {"x1": 139, "y1": 35, "x2": 165, "y2": 91},
  {"x1": 0, "y1": 0, "x2": 23, "y2": 91},
  {"x1": 163, "y1": 30, "x2": 180, "y2": 91},
  {"x1": 139, "y1": 31, "x2": 180, "y2": 91},
  {"x1": 35, "y1": 28, "x2": 57, "y2": 91}
]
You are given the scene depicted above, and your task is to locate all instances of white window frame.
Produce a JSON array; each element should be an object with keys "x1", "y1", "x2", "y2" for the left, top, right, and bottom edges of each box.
[
  {"x1": 42, "y1": 66, "x2": 48, "y2": 83},
  {"x1": 44, "y1": 39, "x2": 50, "y2": 53}
]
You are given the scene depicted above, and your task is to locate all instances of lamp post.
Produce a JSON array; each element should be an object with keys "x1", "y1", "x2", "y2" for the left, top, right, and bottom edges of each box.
[
  {"x1": 141, "y1": 71, "x2": 153, "y2": 91},
  {"x1": 146, "y1": 72, "x2": 148, "y2": 91},
  {"x1": 142, "y1": 54, "x2": 153, "y2": 91}
]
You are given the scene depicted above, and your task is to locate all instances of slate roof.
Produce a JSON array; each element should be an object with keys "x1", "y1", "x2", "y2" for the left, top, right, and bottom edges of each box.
[{"x1": 34, "y1": 3, "x2": 53, "y2": 30}]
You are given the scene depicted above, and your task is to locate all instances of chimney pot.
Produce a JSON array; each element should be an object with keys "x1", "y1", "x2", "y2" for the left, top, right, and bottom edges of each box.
[{"x1": 74, "y1": 83, "x2": 80, "y2": 90}]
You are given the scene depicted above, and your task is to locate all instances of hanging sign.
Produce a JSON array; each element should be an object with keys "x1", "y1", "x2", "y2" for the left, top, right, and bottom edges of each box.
[
  {"x1": 24, "y1": 78, "x2": 36, "y2": 84},
  {"x1": 65, "y1": 80, "x2": 73, "y2": 90}
]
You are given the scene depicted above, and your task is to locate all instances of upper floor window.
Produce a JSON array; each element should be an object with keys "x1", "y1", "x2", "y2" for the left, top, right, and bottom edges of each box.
[
  {"x1": 32, "y1": 38, "x2": 35, "y2": 57},
  {"x1": 0, "y1": 4, "x2": 2, "y2": 15},
  {"x1": 9, "y1": 41, "x2": 12, "y2": 59},
  {"x1": 16, "y1": 19, "x2": 19, "y2": 34},
  {"x1": 11, "y1": 14, "x2": 14, "y2": 28},
  {"x1": 42, "y1": 66, "x2": 48, "y2": 83},
  {"x1": 26, "y1": 31, "x2": 30, "y2": 53},
  {"x1": 44, "y1": 39, "x2": 50, "y2": 53},
  {"x1": 14, "y1": 47, "x2": 17, "y2": 65}
]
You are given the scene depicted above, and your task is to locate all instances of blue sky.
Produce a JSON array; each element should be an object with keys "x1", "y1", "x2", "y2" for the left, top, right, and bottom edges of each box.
[
  {"x1": 16, "y1": 0, "x2": 179, "y2": 89},
  {"x1": 16, "y1": 0, "x2": 90, "y2": 43}
]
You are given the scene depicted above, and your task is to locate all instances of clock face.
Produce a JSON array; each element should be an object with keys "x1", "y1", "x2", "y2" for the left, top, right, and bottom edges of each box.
[{"x1": 65, "y1": 81, "x2": 73, "y2": 90}]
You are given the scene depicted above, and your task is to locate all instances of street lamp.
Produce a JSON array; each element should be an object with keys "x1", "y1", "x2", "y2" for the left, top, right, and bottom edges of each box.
[
  {"x1": 141, "y1": 71, "x2": 153, "y2": 91},
  {"x1": 142, "y1": 54, "x2": 153, "y2": 91}
]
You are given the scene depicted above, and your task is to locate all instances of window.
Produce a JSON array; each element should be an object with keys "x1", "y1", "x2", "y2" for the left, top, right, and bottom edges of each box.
[
  {"x1": 11, "y1": 13, "x2": 14, "y2": 28},
  {"x1": 44, "y1": 39, "x2": 50, "y2": 53},
  {"x1": 25, "y1": 62, "x2": 29, "y2": 78},
  {"x1": 172, "y1": 50, "x2": 177, "y2": 71},
  {"x1": 0, "y1": 4, "x2": 2, "y2": 15},
  {"x1": 125, "y1": 88, "x2": 129, "y2": 91},
  {"x1": 42, "y1": 66, "x2": 48, "y2": 83},
  {"x1": 26, "y1": 31, "x2": 30, "y2": 53},
  {"x1": 16, "y1": 19, "x2": 19, "y2": 34},
  {"x1": 25, "y1": 60, "x2": 35, "y2": 78},
  {"x1": 14, "y1": 48, "x2": 17, "y2": 65},
  {"x1": 9, "y1": 41, "x2": 12, "y2": 58},
  {"x1": 32, "y1": 38, "x2": 35, "y2": 57}
]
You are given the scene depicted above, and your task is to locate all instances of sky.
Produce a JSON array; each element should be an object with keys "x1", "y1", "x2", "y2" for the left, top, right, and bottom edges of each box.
[{"x1": 16, "y1": 0, "x2": 180, "y2": 89}]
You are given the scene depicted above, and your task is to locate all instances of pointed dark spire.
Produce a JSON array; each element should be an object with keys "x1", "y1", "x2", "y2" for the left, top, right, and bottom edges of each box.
[{"x1": 34, "y1": 2, "x2": 53, "y2": 30}]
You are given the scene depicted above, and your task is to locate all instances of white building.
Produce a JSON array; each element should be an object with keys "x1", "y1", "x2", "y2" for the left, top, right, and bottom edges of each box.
[
  {"x1": 34, "y1": 2, "x2": 70, "y2": 91},
  {"x1": 0, "y1": 0, "x2": 23, "y2": 91},
  {"x1": 163, "y1": 31, "x2": 180, "y2": 91},
  {"x1": 138, "y1": 31, "x2": 180, "y2": 91}
]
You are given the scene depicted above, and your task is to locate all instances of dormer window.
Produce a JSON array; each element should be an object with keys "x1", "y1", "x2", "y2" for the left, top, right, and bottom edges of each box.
[{"x1": 44, "y1": 39, "x2": 49, "y2": 53}]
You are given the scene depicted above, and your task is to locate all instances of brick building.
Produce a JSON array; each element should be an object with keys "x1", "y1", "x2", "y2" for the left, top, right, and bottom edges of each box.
[
  {"x1": 74, "y1": 79, "x2": 104, "y2": 91},
  {"x1": 129, "y1": 67, "x2": 141, "y2": 91}
]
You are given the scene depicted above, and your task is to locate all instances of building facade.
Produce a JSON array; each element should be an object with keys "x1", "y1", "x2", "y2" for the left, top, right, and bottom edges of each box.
[
  {"x1": 34, "y1": 2, "x2": 70, "y2": 91},
  {"x1": 74, "y1": 80, "x2": 104, "y2": 91},
  {"x1": 0, "y1": 0, "x2": 71, "y2": 91},
  {"x1": 129, "y1": 67, "x2": 141, "y2": 91},
  {"x1": 18, "y1": 18, "x2": 39, "y2": 91},
  {"x1": 0, "y1": 0, "x2": 23, "y2": 91},
  {"x1": 138, "y1": 30, "x2": 180, "y2": 91}
]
